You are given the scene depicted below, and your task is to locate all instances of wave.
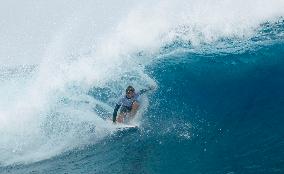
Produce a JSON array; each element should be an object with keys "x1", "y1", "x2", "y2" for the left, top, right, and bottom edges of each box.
[{"x1": 0, "y1": 0, "x2": 284, "y2": 166}]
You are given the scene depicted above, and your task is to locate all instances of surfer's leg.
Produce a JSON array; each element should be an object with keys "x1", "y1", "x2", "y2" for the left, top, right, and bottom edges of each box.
[
  {"x1": 130, "y1": 101, "x2": 139, "y2": 118},
  {"x1": 117, "y1": 112, "x2": 127, "y2": 123}
]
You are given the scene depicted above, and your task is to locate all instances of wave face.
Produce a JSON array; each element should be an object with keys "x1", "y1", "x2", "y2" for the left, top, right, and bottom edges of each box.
[{"x1": 0, "y1": 0, "x2": 284, "y2": 173}]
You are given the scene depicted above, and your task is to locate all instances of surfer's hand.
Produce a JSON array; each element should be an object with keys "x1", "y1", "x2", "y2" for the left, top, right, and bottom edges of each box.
[{"x1": 149, "y1": 85, "x2": 156, "y2": 90}]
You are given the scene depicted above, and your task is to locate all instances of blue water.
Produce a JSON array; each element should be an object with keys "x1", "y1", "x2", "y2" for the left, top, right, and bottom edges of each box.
[{"x1": 1, "y1": 2, "x2": 284, "y2": 174}]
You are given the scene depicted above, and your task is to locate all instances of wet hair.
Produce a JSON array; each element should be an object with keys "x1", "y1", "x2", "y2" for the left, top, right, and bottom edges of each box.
[{"x1": 126, "y1": 85, "x2": 135, "y2": 93}]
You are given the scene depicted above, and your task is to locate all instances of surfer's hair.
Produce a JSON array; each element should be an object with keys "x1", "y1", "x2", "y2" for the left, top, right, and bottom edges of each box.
[{"x1": 126, "y1": 86, "x2": 135, "y2": 93}]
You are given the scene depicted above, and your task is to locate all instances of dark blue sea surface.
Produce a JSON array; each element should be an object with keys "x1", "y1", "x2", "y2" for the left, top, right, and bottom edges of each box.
[{"x1": 1, "y1": 40, "x2": 284, "y2": 174}]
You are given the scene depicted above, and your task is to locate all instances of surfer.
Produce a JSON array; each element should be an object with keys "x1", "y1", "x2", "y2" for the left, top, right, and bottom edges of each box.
[{"x1": 112, "y1": 85, "x2": 155, "y2": 123}]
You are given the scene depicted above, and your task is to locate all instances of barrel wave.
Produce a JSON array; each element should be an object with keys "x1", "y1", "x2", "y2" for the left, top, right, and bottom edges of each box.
[{"x1": 0, "y1": 1, "x2": 284, "y2": 174}]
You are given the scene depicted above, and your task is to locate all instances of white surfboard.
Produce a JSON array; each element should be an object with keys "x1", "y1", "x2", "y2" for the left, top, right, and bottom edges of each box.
[
  {"x1": 106, "y1": 119, "x2": 139, "y2": 130},
  {"x1": 115, "y1": 123, "x2": 138, "y2": 129}
]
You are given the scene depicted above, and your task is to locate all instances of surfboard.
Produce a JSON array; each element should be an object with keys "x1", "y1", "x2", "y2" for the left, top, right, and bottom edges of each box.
[
  {"x1": 105, "y1": 119, "x2": 139, "y2": 131},
  {"x1": 115, "y1": 123, "x2": 138, "y2": 130},
  {"x1": 115, "y1": 126, "x2": 139, "y2": 136}
]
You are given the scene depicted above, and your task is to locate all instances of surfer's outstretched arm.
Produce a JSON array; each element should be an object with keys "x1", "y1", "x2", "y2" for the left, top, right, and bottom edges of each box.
[
  {"x1": 112, "y1": 104, "x2": 121, "y2": 122},
  {"x1": 138, "y1": 86, "x2": 155, "y2": 95}
]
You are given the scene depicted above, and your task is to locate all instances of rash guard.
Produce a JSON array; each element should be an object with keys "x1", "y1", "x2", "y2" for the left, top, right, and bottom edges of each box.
[{"x1": 112, "y1": 88, "x2": 150, "y2": 122}]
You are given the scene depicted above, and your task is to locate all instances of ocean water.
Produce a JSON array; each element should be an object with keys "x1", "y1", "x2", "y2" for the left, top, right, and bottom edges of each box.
[{"x1": 0, "y1": 1, "x2": 284, "y2": 174}]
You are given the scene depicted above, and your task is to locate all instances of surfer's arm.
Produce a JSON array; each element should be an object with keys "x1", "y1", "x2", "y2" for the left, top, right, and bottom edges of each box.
[
  {"x1": 112, "y1": 104, "x2": 121, "y2": 122},
  {"x1": 139, "y1": 86, "x2": 155, "y2": 95}
]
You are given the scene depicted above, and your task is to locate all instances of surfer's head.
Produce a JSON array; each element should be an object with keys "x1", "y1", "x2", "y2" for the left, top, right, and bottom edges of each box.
[{"x1": 126, "y1": 86, "x2": 135, "y2": 98}]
